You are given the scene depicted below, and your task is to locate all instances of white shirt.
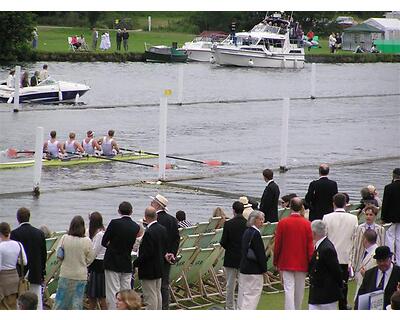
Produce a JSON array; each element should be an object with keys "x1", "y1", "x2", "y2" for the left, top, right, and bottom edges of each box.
[
  {"x1": 0, "y1": 240, "x2": 27, "y2": 271},
  {"x1": 376, "y1": 263, "x2": 393, "y2": 290},
  {"x1": 146, "y1": 220, "x2": 157, "y2": 229},
  {"x1": 315, "y1": 236, "x2": 327, "y2": 250},
  {"x1": 6, "y1": 74, "x2": 15, "y2": 88},
  {"x1": 92, "y1": 230, "x2": 106, "y2": 260},
  {"x1": 266, "y1": 179, "x2": 274, "y2": 187},
  {"x1": 252, "y1": 225, "x2": 261, "y2": 233}
]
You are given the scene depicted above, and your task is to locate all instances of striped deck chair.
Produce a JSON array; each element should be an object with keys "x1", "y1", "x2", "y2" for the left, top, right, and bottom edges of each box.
[
  {"x1": 179, "y1": 225, "x2": 198, "y2": 238},
  {"x1": 262, "y1": 222, "x2": 278, "y2": 236},
  {"x1": 208, "y1": 228, "x2": 223, "y2": 247},
  {"x1": 278, "y1": 208, "x2": 291, "y2": 220},
  {"x1": 204, "y1": 216, "x2": 222, "y2": 233},
  {"x1": 180, "y1": 234, "x2": 200, "y2": 249},
  {"x1": 197, "y1": 232, "x2": 216, "y2": 249}
]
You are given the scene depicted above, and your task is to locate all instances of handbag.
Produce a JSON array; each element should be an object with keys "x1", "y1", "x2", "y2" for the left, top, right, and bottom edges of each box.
[
  {"x1": 246, "y1": 231, "x2": 258, "y2": 262},
  {"x1": 56, "y1": 236, "x2": 65, "y2": 260},
  {"x1": 17, "y1": 242, "x2": 30, "y2": 296}
]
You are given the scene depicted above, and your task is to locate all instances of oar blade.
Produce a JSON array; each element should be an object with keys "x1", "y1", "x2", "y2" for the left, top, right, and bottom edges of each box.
[
  {"x1": 6, "y1": 148, "x2": 18, "y2": 158},
  {"x1": 203, "y1": 160, "x2": 224, "y2": 166}
]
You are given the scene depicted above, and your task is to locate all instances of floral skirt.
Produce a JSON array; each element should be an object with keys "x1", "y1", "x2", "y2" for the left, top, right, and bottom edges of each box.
[{"x1": 53, "y1": 277, "x2": 87, "y2": 310}]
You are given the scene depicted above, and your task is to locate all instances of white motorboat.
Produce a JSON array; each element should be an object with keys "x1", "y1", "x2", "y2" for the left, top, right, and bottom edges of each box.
[
  {"x1": 0, "y1": 77, "x2": 90, "y2": 104},
  {"x1": 211, "y1": 14, "x2": 305, "y2": 69},
  {"x1": 180, "y1": 31, "x2": 228, "y2": 62}
]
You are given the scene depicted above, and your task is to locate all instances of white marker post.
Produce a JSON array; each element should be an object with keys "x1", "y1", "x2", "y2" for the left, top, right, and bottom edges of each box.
[
  {"x1": 279, "y1": 98, "x2": 290, "y2": 172},
  {"x1": 310, "y1": 62, "x2": 316, "y2": 99},
  {"x1": 33, "y1": 127, "x2": 44, "y2": 196},
  {"x1": 178, "y1": 64, "x2": 184, "y2": 105},
  {"x1": 13, "y1": 66, "x2": 21, "y2": 112},
  {"x1": 148, "y1": 16, "x2": 152, "y2": 32},
  {"x1": 158, "y1": 90, "x2": 171, "y2": 181}
]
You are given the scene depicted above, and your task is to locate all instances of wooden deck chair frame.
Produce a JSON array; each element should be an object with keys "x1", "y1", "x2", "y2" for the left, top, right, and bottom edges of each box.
[
  {"x1": 197, "y1": 232, "x2": 216, "y2": 249},
  {"x1": 179, "y1": 225, "x2": 198, "y2": 238},
  {"x1": 194, "y1": 221, "x2": 210, "y2": 234},
  {"x1": 45, "y1": 236, "x2": 58, "y2": 252},
  {"x1": 204, "y1": 216, "x2": 222, "y2": 233},
  {"x1": 262, "y1": 222, "x2": 278, "y2": 236},
  {"x1": 278, "y1": 208, "x2": 291, "y2": 220},
  {"x1": 208, "y1": 228, "x2": 223, "y2": 248},
  {"x1": 180, "y1": 234, "x2": 200, "y2": 250}
]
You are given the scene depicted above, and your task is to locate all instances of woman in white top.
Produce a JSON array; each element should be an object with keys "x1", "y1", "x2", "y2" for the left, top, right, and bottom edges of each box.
[
  {"x1": 87, "y1": 212, "x2": 107, "y2": 309},
  {"x1": 53, "y1": 216, "x2": 95, "y2": 310},
  {"x1": 0, "y1": 222, "x2": 27, "y2": 310}
]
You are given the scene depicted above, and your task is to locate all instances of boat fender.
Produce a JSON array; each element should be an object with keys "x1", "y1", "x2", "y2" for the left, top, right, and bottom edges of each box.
[
  {"x1": 210, "y1": 56, "x2": 215, "y2": 64},
  {"x1": 248, "y1": 59, "x2": 254, "y2": 66}
]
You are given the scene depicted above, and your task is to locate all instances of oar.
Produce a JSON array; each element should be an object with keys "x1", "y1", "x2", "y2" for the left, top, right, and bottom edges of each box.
[
  {"x1": 120, "y1": 147, "x2": 227, "y2": 166},
  {"x1": 89, "y1": 154, "x2": 155, "y2": 168},
  {"x1": 5, "y1": 148, "x2": 35, "y2": 158}
]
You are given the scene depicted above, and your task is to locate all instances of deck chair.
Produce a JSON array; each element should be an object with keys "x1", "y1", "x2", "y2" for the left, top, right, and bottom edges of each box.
[
  {"x1": 180, "y1": 234, "x2": 200, "y2": 249},
  {"x1": 278, "y1": 208, "x2": 291, "y2": 220},
  {"x1": 179, "y1": 225, "x2": 198, "y2": 238},
  {"x1": 208, "y1": 228, "x2": 223, "y2": 247},
  {"x1": 204, "y1": 216, "x2": 222, "y2": 233},
  {"x1": 262, "y1": 222, "x2": 278, "y2": 236},
  {"x1": 197, "y1": 232, "x2": 216, "y2": 249},
  {"x1": 45, "y1": 236, "x2": 58, "y2": 252},
  {"x1": 261, "y1": 235, "x2": 274, "y2": 254},
  {"x1": 67, "y1": 37, "x2": 76, "y2": 51},
  {"x1": 194, "y1": 221, "x2": 210, "y2": 234}
]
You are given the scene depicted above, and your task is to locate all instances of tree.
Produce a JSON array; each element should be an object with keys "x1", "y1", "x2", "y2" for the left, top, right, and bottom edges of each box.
[{"x1": 0, "y1": 12, "x2": 36, "y2": 61}]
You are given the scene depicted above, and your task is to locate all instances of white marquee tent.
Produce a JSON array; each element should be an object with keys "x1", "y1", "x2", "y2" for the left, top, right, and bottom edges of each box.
[{"x1": 364, "y1": 18, "x2": 400, "y2": 40}]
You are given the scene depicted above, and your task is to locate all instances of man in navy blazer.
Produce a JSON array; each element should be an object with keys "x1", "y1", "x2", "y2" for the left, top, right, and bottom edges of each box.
[
  {"x1": 305, "y1": 164, "x2": 338, "y2": 221},
  {"x1": 11, "y1": 207, "x2": 47, "y2": 310},
  {"x1": 133, "y1": 206, "x2": 168, "y2": 309},
  {"x1": 259, "y1": 168, "x2": 280, "y2": 222}
]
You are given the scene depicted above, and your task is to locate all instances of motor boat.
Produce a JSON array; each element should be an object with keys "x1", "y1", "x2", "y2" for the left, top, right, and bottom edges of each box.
[
  {"x1": 0, "y1": 77, "x2": 90, "y2": 104},
  {"x1": 144, "y1": 43, "x2": 188, "y2": 63},
  {"x1": 179, "y1": 31, "x2": 228, "y2": 62},
  {"x1": 211, "y1": 13, "x2": 305, "y2": 69}
]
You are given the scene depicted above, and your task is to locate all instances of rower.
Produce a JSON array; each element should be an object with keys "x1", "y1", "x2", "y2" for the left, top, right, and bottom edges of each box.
[
  {"x1": 64, "y1": 132, "x2": 84, "y2": 155},
  {"x1": 82, "y1": 130, "x2": 101, "y2": 155},
  {"x1": 43, "y1": 130, "x2": 64, "y2": 159},
  {"x1": 99, "y1": 129, "x2": 120, "y2": 156}
]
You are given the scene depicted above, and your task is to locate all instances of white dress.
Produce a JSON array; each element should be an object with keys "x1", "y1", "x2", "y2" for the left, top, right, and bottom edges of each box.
[
  {"x1": 105, "y1": 33, "x2": 111, "y2": 50},
  {"x1": 100, "y1": 34, "x2": 107, "y2": 50}
]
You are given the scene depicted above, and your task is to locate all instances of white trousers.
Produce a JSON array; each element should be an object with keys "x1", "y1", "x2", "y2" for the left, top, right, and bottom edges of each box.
[
  {"x1": 142, "y1": 278, "x2": 162, "y2": 310},
  {"x1": 281, "y1": 271, "x2": 306, "y2": 310},
  {"x1": 29, "y1": 283, "x2": 43, "y2": 310},
  {"x1": 104, "y1": 270, "x2": 132, "y2": 310},
  {"x1": 386, "y1": 223, "x2": 400, "y2": 265},
  {"x1": 309, "y1": 302, "x2": 337, "y2": 310},
  {"x1": 237, "y1": 273, "x2": 263, "y2": 310},
  {"x1": 224, "y1": 267, "x2": 239, "y2": 310}
]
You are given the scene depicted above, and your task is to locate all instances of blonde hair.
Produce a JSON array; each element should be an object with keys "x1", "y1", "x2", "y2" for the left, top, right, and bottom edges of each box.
[
  {"x1": 213, "y1": 207, "x2": 227, "y2": 228},
  {"x1": 116, "y1": 289, "x2": 142, "y2": 310}
]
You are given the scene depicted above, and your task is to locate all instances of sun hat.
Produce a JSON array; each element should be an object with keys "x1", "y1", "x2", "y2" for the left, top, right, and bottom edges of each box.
[
  {"x1": 239, "y1": 196, "x2": 252, "y2": 208},
  {"x1": 150, "y1": 194, "x2": 168, "y2": 208}
]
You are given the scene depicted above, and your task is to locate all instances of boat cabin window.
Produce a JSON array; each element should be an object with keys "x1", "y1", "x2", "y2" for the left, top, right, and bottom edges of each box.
[
  {"x1": 266, "y1": 38, "x2": 284, "y2": 48},
  {"x1": 38, "y1": 78, "x2": 57, "y2": 86}
]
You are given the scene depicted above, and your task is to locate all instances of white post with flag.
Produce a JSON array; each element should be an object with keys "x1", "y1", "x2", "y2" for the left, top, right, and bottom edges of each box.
[
  {"x1": 310, "y1": 63, "x2": 316, "y2": 99},
  {"x1": 178, "y1": 64, "x2": 184, "y2": 105},
  {"x1": 13, "y1": 65, "x2": 21, "y2": 112},
  {"x1": 158, "y1": 90, "x2": 171, "y2": 181},
  {"x1": 279, "y1": 98, "x2": 290, "y2": 172},
  {"x1": 33, "y1": 127, "x2": 44, "y2": 196}
]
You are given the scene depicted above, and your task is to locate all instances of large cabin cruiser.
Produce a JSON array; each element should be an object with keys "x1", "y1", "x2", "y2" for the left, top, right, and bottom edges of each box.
[
  {"x1": 211, "y1": 14, "x2": 305, "y2": 69},
  {"x1": 0, "y1": 77, "x2": 90, "y2": 104}
]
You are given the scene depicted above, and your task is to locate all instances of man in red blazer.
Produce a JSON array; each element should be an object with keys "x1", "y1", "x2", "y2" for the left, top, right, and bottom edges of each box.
[{"x1": 274, "y1": 197, "x2": 314, "y2": 309}]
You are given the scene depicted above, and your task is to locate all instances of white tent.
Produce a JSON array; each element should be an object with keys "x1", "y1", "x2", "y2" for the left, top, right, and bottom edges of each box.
[{"x1": 364, "y1": 18, "x2": 400, "y2": 40}]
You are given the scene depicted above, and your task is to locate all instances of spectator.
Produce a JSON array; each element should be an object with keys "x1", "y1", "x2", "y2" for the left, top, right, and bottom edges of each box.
[
  {"x1": 220, "y1": 201, "x2": 247, "y2": 310},
  {"x1": 32, "y1": 28, "x2": 38, "y2": 49},
  {"x1": 352, "y1": 229, "x2": 378, "y2": 302},
  {"x1": 150, "y1": 194, "x2": 179, "y2": 310},
  {"x1": 305, "y1": 163, "x2": 338, "y2": 221},
  {"x1": 239, "y1": 196, "x2": 253, "y2": 220},
  {"x1": 39, "y1": 225, "x2": 52, "y2": 239},
  {"x1": 212, "y1": 207, "x2": 227, "y2": 229},
  {"x1": 367, "y1": 184, "x2": 382, "y2": 207},
  {"x1": 381, "y1": 168, "x2": 400, "y2": 266},
  {"x1": 39, "y1": 64, "x2": 48, "y2": 82},
  {"x1": 280, "y1": 193, "x2": 297, "y2": 208},
  {"x1": 53, "y1": 216, "x2": 95, "y2": 310},
  {"x1": 370, "y1": 44, "x2": 380, "y2": 53},
  {"x1": 115, "y1": 289, "x2": 142, "y2": 310},
  {"x1": 329, "y1": 32, "x2": 337, "y2": 53},
  {"x1": 358, "y1": 187, "x2": 379, "y2": 212},
  {"x1": 122, "y1": 28, "x2": 129, "y2": 51},
  {"x1": 237, "y1": 211, "x2": 268, "y2": 310},
  {"x1": 308, "y1": 220, "x2": 342, "y2": 310},
  {"x1": 0, "y1": 222, "x2": 27, "y2": 310},
  {"x1": 6, "y1": 70, "x2": 15, "y2": 88},
  {"x1": 306, "y1": 30, "x2": 314, "y2": 42},
  {"x1": 175, "y1": 210, "x2": 193, "y2": 228},
  {"x1": 116, "y1": 29, "x2": 122, "y2": 51},
  {"x1": 350, "y1": 204, "x2": 385, "y2": 277},
  {"x1": 92, "y1": 27, "x2": 98, "y2": 51},
  {"x1": 71, "y1": 35, "x2": 81, "y2": 50},
  {"x1": 87, "y1": 212, "x2": 107, "y2": 310},
  {"x1": 101, "y1": 201, "x2": 142, "y2": 310},
  {"x1": 132, "y1": 206, "x2": 168, "y2": 310},
  {"x1": 335, "y1": 33, "x2": 342, "y2": 50},
  {"x1": 78, "y1": 34, "x2": 89, "y2": 51},
  {"x1": 30, "y1": 71, "x2": 40, "y2": 87},
  {"x1": 17, "y1": 292, "x2": 38, "y2": 310},
  {"x1": 10, "y1": 207, "x2": 47, "y2": 310},
  {"x1": 356, "y1": 246, "x2": 400, "y2": 309},
  {"x1": 274, "y1": 197, "x2": 314, "y2": 310},
  {"x1": 323, "y1": 193, "x2": 358, "y2": 310},
  {"x1": 21, "y1": 71, "x2": 29, "y2": 88},
  {"x1": 259, "y1": 168, "x2": 280, "y2": 222}
]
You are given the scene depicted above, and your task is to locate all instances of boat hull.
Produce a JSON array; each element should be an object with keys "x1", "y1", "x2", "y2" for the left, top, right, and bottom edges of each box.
[
  {"x1": 212, "y1": 47, "x2": 304, "y2": 69},
  {"x1": 144, "y1": 51, "x2": 188, "y2": 63},
  {"x1": 0, "y1": 152, "x2": 156, "y2": 170},
  {"x1": 185, "y1": 49, "x2": 213, "y2": 62},
  {"x1": 0, "y1": 89, "x2": 89, "y2": 104}
]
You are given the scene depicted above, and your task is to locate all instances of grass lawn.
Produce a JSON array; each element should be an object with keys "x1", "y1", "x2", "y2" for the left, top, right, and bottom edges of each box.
[
  {"x1": 305, "y1": 38, "x2": 356, "y2": 55},
  {"x1": 36, "y1": 26, "x2": 196, "y2": 53}
]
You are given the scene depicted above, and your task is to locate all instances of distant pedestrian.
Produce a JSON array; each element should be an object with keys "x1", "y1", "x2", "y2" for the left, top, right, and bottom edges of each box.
[
  {"x1": 175, "y1": 210, "x2": 193, "y2": 228},
  {"x1": 259, "y1": 168, "x2": 280, "y2": 222},
  {"x1": 10, "y1": 207, "x2": 47, "y2": 310},
  {"x1": 381, "y1": 168, "x2": 400, "y2": 265},
  {"x1": 274, "y1": 197, "x2": 314, "y2": 310},
  {"x1": 335, "y1": 33, "x2": 342, "y2": 50},
  {"x1": 116, "y1": 29, "x2": 122, "y2": 51},
  {"x1": 101, "y1": 201, "x2": 142, "y2": 310},
  {"x1": 305, "y1": 163, "x2": 338, "y2": 221},
  {"x1": 92, "y1": 27, "x2": 98, "y2": 51},
  {"x1": 122, "y1": 28, "x2": 129, "y2": 51},
  {"x1": 32, "y1": 27, "x2": 38, "y2": 49},
  {"x1": 329, "y1": 32, "x2": 337, "y2": 53},
  {"x1": 220, "y1": 201, "x2": 247, "y2": 310}
]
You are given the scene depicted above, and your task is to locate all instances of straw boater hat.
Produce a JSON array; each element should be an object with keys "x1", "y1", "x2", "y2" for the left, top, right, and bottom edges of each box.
[
  {"x1": 239, "y1": 196, "x2": 253, "y2": 220},
  {"x1": 150, "y1": 194, "x2": 168, "y2": 209}
]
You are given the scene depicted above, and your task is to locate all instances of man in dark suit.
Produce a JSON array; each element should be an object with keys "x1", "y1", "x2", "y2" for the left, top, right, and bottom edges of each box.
[
  {"x1": 381, "y1": 168, "x2": 400, "y2": 265},
  {"x1": 356, "y1": 246, "x2": 400, "y2": 309},
  {"x1": 133, "y1": 206, "x2": 168, "y2": 310},
  {"x1": 10, "y1": 207, "x2": 46, "y2": 310},
  {"x1": 102, "y1": 201, "x2": 142, "y2": 309},
  {"x1": 305, "y1": 163, "x2": 338, "y2": 221},
  {"x1": 308, "y1": 220, "x2": 343, "y2": 310},
  {"x1": 259, "y1": 168, "x2": 280, "y2": 222},
  {"x1": 220, "y1": 201, "x2": 247, "y2": 310},
  {"x1": 150, "y1": 194, "x2": 180, "y2": 310}
]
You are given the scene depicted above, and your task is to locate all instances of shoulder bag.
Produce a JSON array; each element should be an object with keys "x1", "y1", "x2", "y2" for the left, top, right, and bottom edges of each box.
[
  {"x1": 17, "y1": 242, "x2": 30, "y2": 296},
  {"x1": 246, "y1": 230, "x2": 258, "y2": 262},
  {"x1": 56, "y1": 236, "x2": 65, "y2": 260}
]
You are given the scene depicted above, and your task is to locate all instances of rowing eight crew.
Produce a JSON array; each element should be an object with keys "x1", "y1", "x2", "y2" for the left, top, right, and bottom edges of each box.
[{"x1": 43, "y1": 129, "x2": 120, "y2": 159}]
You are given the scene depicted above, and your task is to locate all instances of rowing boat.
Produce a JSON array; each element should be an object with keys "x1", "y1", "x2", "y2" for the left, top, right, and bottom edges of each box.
[{"x1": 0, "y1": 152, "x2": 157, "y2": 170}]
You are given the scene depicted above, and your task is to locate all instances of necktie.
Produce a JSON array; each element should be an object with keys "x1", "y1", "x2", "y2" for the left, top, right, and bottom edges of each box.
[
  {"x1": 362, "y1": 250, "x2": 368, "y2": 260},
  {"x1": 377, "y1": 271, "x2": 385, "y2": 290}
]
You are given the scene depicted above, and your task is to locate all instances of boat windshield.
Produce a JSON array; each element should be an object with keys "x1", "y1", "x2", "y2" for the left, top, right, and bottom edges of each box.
[{"x1": 38, "y1": 78, "x2": 57, "y2": 86}]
